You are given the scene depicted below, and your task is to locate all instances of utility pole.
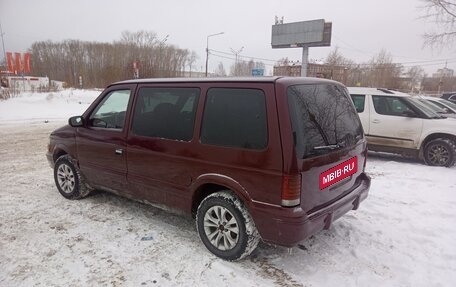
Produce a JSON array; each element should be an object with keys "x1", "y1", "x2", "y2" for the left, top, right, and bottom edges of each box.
[
  {"x1": 300, "y1": 46, "x2": 309, "y2": 77},
  {"x1": 437, "y1": 61, "x2": 447, "y2": 94},
  {"x1": 0, "y1": 21, "x2": 6, "y2": 66},
  {"x1": 230, "y1": 46, "x2": 244, "y2": 76},
  {"x1": 205, "y1": 32, "x2": 224, "y2": 77}
]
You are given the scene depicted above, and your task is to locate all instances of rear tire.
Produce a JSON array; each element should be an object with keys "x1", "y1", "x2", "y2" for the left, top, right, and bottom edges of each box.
[
  {"x1": 196, "y1": 191, "x2": 260, "y2": 261},
  {"x1": 54, "y1": 155, "x2": 91, "y2": 199},
  {"x1": 423, "y1": 138, "x2": 456, "y2": 167}
]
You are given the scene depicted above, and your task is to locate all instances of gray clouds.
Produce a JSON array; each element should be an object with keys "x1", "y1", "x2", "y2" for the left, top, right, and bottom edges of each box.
[{"x1": 0, "y1": 0, "x2": 454, "y2": 74}]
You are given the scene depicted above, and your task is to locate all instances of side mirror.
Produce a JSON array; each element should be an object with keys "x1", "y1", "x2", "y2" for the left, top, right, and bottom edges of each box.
[
  {"x1": 69, "y1": 116, "x2": 84, "y2": 127},
  {"x1": 401, "y1": 110, "x2": 416, "y2": 118}
]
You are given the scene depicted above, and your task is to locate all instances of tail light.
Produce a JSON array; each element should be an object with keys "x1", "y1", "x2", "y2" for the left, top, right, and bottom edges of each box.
[{"x1": 281, "y1": 174, "x2": 301, "y2": 207}]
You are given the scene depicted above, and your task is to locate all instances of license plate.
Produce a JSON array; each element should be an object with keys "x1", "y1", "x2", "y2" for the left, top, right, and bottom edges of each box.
[{"x1": 320, "y1": 156, "x2": 358, "y2": 190}]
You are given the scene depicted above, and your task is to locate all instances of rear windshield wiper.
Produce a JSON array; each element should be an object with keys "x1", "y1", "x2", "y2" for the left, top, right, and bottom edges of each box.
[{"x1": 313, "y1": 144, "x2": 344, "y2": 151}]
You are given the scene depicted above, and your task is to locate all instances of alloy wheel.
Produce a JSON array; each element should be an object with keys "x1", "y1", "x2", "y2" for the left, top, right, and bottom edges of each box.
[
  {"x1": 56, "y1": 163, "x2": 75, "y2": 194},
  {"x1": 203, "y1": 205, "x2": 239, "y2": 251},
  {"x1": 427, "y1": 144, "x2": 450, "y2": 166}
]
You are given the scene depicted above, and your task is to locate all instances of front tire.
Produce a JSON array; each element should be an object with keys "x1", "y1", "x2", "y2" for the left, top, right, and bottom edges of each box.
[
  {"x1": 423, "y1": 138, "x2": 456, "y2": 167},
  {"x1": 196, "y1": 191, "x2": 260, "y2": 261},
  {"x1": 54, "y1": 155, "x2": 91, "y2": 199}
]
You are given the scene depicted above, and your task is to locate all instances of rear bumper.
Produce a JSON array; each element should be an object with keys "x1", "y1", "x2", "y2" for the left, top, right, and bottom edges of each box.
[{"x1": 250, "y1": 172, "x2": 371, "y2": 247}]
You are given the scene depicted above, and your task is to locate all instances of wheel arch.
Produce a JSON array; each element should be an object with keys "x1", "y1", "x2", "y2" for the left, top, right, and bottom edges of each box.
[
  {"x1": 190, "y1": 174, "x2": 251, "y2": 218},
  {"x1": 52, "y1": 146, "x2": 69, "y2": 163},
  {"x1": 52, "y1": 144, "x2": 80, "y2": 168},
  {"x1": 419, "y1": 133, "x2": 456, "y2": 159}
]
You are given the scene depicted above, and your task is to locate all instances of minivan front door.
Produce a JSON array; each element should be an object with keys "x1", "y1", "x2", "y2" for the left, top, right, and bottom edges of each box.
[{"x1": 76, "y1": 85, "x2": 134, "y2": 192}]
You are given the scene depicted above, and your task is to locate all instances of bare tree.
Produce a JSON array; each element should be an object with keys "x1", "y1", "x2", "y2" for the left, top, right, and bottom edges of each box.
[
  {"x1": 230, "y1": 59, "x2": 265, "y2": 76},
  {"x1": 365, "y1": 49, "x2": 403, "y2": 88},
  {"x1": 325, "y1": 47, "x2": 355, "y2": 67},
  {"x1": 214, "y1": 62, "x2": 226, "y2": 77},
  {"x1": 29, "y1": 31, "x2": 199, "y2": 87},
  {"x1": 324, "y1": 48, "x2": 356, "y2": 85},
  {"x1": 187, "y1": 51, "x2": 198, "y2": 77},
  {"x1": 420, "y1": 0, "x2": 456, "y2": 47},
  {"x1": 406, "y1": 66, "x2": 426, "y2": 92},
  {"x1": 275, "y1": 57, "x2": 290, "y2": 66},
  {"x1": 120, "y1": 30, "x2": 157, "y2": 48}
]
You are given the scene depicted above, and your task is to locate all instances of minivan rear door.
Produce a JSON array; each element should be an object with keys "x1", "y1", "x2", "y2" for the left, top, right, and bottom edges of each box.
[{"x1": 287, "y1": 83, "x2": 367, "y2": 213}]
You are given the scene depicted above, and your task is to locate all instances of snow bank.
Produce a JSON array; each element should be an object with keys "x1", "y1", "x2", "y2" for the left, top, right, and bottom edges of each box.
[{"x1": 0, "y1": 89, "x2": 100, "y2": 125}]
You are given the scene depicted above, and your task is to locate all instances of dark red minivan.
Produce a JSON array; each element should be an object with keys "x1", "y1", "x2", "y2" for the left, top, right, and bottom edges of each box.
[{"x1": 47, "y1": 77, "x2": 370, "y2": 260}]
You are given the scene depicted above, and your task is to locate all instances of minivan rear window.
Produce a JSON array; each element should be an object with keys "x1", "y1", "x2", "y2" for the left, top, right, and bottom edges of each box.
[{"x1": 288, "y1": 84, "x2": 363, "y2": 158}]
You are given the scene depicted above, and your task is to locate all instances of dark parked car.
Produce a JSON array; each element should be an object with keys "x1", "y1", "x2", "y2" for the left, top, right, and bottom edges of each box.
[
  {"x1": 441, "y1": 92, "x2": 456, "y2": 104},
  {"x1": 47, "y1": 77, "x2": 371, "y2": 260}
]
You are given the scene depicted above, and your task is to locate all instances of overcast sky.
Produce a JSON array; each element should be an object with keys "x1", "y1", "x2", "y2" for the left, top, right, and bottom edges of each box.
[{"x1": 1, "y1": 0, "x2": 455, "y2": 75}]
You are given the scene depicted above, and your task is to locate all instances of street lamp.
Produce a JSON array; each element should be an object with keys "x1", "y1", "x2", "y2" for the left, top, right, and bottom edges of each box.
[
  {"x1": 230, "y1": 46, "x2": 244, "y2": 76},
  {"x1": 205, "y1": 32, "x2": 224, "y2": 77},
  {"x1": 0, "y1": 21, "x2": 7, "y2": 66}
]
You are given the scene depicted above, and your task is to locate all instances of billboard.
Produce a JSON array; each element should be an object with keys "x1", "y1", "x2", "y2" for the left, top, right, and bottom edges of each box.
[
  {"x1": 6, "y1": 52, "x2": 31, "y2": 74},
  {"x1": 271, "y1": 19, "x2": 332, "y2": 48}
]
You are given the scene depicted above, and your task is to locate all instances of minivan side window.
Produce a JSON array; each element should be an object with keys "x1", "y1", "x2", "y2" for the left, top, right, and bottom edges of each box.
[
  {"x1": 89, "y1": 90, "x2": 131, "y2": 129},
  {"x1": 201, "y1": 88, "x2": 267, "y2": 150},
  {"x1": 131, "y1": 87, "x2": 199, "y2": 141},
  {"x1": 288, "y1": 84, "x2": 363, "y2": 159},
  {"x1": 350, "y1": 94, "x2": 365, "y2": 113}
]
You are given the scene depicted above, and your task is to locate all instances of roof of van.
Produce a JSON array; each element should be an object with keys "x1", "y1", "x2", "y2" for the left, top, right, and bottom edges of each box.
[
  {"x1": 347, "y1": 87, "x2": 411, "y2": 97},
  {"x1": 113, "y1": 76, "x2": 340, "y2": 86}
]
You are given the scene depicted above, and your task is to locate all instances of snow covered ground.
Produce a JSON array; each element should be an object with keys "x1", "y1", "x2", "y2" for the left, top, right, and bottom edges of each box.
[
  {"x1": 0, "y1": 89, "x2": 100, "y2": 125},
  {"x1": 0, "y1": 90, "x2": 455, "y2": 286}
]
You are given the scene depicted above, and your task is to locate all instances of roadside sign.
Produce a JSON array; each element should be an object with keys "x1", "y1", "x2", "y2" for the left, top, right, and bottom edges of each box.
[{"x1": 252, "y1": 68, "x2": 264, "y2": 76}]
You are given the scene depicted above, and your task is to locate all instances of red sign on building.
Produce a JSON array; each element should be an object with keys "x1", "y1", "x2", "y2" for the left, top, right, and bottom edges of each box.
[{"x1": 6, "y1": 52, "x2": 31, "y2": 74}]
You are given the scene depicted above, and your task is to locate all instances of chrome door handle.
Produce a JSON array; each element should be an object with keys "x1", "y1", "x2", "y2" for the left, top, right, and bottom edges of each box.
[
  {"x1": 372, "y1": 119, "x2": 380, "y2": 124},
  {"x1": 115, "y1": 149, "x2": 123, "y2": 155}
]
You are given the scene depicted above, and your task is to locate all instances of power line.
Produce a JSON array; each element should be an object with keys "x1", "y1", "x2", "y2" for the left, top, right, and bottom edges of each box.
[
  {"x1": 211, "y1": 47, "x2": 456, "y2": 67},
  {"x1": 210, "y1": 49, "x2": 279, "y2": 63},
  {"x1": 209, "y1": 48, "x2": 456, "y2": 73},
  {"x1": 209, "y1": 52, "x2": 236, "y2": 61},
  {"x1": 332, "y1": 34, "x2": 455, "y2": 63},
  {"x1": 405, "y1": 59, "x2": 456, "y2": 67},
  {"x1": 209, "y1": 52, "x2": 276, "y2": 67},
  {"x1": 332, "y1": 35, "x2": 374, "y2": 56},
  {"x1": 352, "y1": 59, "x2": 456, "y2": 68}
]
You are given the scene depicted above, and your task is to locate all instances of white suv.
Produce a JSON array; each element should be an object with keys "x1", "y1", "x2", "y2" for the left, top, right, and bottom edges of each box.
[
  {"x1": 417, "y1": 95, "x2": 456, "y2": 118},
  {"x1": 348, "y1": 87, "x2": 456, "y2": 167}
]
